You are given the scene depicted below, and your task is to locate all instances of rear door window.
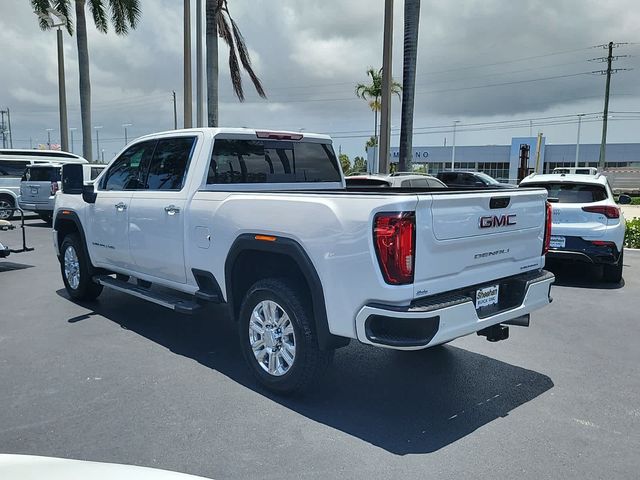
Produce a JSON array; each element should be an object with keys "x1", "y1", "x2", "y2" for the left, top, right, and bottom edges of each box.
[
  {"x1": 208, "y1": 139, "x2": 341, "y2": 184},
  {"x1": 0, "y1": 161, "x2": 29, "y2": 177},
  {"x1": 144, "y1": 136, "x2": 196, "y2": 190},
  {"x1": 524, "y1": 182, "x2": 608, "y2": 203}
]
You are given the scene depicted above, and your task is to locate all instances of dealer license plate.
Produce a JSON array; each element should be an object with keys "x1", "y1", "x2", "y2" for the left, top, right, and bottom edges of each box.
[
  {"x1": 549, "y1": 236, "x2": 566, "y2": 248},
  {"x1": 476, "y1": 284, "x2": 499, "y2": 309}
]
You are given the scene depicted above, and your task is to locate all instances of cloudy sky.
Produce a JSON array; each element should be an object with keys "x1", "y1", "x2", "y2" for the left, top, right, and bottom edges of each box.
[{"x1": 1, "y1": 0, "x2": 640, "y2": 161}]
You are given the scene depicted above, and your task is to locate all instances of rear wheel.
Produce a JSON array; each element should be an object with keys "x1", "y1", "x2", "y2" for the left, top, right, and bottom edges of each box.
[
  {"x1": 603, "y1": 249, "x2": 623, "y2": 283},
  {"x1": 60, "y1": 234, "x2": 103, "y2": 300},
  {"x1": 39, "y1": 212, "x2": 53, "y2": 225},
  {"x1": 0, "y1": 196, "x2": 15, "y2": 221},
  {"x1": 238, "y1": 278, "x2": 333, "y2": 395}
]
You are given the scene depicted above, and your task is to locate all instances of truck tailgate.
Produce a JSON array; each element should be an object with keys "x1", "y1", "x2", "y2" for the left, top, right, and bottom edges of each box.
[{"x1": 413, "y1": 189, "x2": 548, "y2": 298}]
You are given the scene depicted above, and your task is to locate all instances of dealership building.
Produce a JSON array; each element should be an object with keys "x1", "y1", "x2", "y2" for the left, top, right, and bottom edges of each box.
[{"x1": 367, "y1": 137, "x2": 640, "y2": 182}]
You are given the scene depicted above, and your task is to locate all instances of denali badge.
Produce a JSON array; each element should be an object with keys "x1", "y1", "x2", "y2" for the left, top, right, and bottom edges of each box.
[{"x1": 479, "y1": 214, "x2": 516, "y2": 229}]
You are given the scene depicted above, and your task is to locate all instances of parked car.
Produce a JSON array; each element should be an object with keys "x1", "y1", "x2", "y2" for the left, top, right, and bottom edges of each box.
[
  {"x1": 345, "y1": 172, "x2": 447, "y2": 188},
  {"x1": 0, "y1": 149, "x2": 87, "y2": 220},
  {"x1": 520, "y1": 172, "x2": 630, "y2": 282},
  {"x1": 53, "y1": 128, "x2": 554, "y2": 393},
  {"x1": 18, "y1": 162, "x2": 101, "y2": 224},
  {"x1": 436, "y1": 170, "x2": 512, "y2": 189}
]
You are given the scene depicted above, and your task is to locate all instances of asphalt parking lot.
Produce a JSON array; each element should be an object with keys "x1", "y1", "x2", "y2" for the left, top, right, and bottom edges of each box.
[{"x1": 1, "y1": 219, "x2": 639, "y2": 479}]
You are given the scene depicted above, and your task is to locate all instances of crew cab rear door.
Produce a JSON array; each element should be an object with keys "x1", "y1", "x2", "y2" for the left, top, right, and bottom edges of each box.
[
  {"x1": 412, "y1": 188, "x2": 547, "y2": 298},
  {"x1": 128, "y1": 134, "x2": 199, "y2": 284}
]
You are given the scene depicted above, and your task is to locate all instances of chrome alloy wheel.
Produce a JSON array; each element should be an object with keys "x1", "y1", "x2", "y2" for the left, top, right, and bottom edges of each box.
[
  {"x1": 249, "y1": 300, "x2": 296, "y2": 376},
  {"x1": 64, "y1": 245, "x2": 81, "y2": 290}
]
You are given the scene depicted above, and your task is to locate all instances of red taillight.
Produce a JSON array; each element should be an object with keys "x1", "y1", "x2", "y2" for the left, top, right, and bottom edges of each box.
[
  {"x1": 543, "y1": 201, "x2": 552, "y2": 255},
  {"x1": 51, "y1": 181, "x2": 59, "y2": 195},
  {"x1": 373, "y1": 212, "x2": 415, "y2": 285},
  {"x1": 581, "y1": 205, "x2": 619, "y2": 219}
]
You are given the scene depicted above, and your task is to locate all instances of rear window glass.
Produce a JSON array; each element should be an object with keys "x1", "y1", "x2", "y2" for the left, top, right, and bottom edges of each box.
[
  {"x1": 22, "y1": 166, "x2": 61, "y2": 182},
  {"x1": 207, "y1": 139, "x2": 341, "y2": 184},
  {"x1": 524, "y1": 182, "x2": 607, "y2": 203}
]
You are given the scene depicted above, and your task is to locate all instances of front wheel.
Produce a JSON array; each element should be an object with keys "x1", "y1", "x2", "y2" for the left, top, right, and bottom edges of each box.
[
  {"x1": 60, "y1": 234, "x2": 103, "y2": 301},
  {"x1": 238, "y1": 278, "x2": 333, "y2": 395},
  {"x1": 603, "y1": 249, "x2": 623, "y2": 283}
]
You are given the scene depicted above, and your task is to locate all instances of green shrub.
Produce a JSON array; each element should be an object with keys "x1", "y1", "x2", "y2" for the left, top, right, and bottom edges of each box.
[
  {"x1": 631, "y1": 197, "x2": 640, "y2": 206},
  {"x1": 626, "y1": 218, "x2": 640, "y2": 248}
]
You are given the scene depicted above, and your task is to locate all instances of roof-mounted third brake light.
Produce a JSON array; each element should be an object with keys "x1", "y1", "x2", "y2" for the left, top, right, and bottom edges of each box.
[{"x1": 255, "y1": 131, "x2": 303, "y2": 141}]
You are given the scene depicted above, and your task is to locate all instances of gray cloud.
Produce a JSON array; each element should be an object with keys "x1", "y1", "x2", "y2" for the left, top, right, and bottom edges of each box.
[{"x1": 1, "y1": 0, "x2": 639, "y2": 160}]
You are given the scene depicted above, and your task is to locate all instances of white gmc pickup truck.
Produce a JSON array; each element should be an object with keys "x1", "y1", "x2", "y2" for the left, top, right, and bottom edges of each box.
[{"x1": 53, "y1": 128, "x2": 554, "y2": 394}]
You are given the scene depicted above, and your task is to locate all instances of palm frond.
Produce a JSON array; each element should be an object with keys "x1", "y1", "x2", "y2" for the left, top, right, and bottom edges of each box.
[
  {"x1": 30, "y1": 0, "x2": 54, "y2": 31},
  {"x1": 53, "y1": 0, "x2": 74, "y2": 34},
  {"x1": 88, "y1": 0, "x2": 108, "y2": 33},
  {"x1": 228, "y1": 16, "x2": 266, "y2": 98},
  {"x1": 217, "y1": 12, "x2": 243, "y2": 101}
]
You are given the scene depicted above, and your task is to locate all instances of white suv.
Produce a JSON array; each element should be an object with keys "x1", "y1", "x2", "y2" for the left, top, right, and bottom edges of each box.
[{"x1": 520, "y1": 172, "x2": 630, "y2": 282}]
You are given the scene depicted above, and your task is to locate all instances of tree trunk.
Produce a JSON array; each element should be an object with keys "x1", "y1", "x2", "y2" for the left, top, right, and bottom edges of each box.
[
  {"x1": 206, "y1": 0, "x2": 219, "y2": 127},
  {"x1": 75, "y1": 0, "x2": 92, "y2": 161},
  {"x1": 398, "y1": 0, "x2": 420, "y2": 172}
]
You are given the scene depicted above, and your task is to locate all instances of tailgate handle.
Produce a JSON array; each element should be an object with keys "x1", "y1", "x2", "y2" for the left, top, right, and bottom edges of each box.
[{"x1": 490, "y1": 197, "x2": 510, "y2": 209}]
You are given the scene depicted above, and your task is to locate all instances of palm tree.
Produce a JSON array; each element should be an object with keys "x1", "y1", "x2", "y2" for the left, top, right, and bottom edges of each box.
[
  {"x1": 398, "y1": 0, "x2": 421, "y2": 172},
  {"x1": 31, "y1": 0, "x2": 140, "y2": 161},
  {"x1": 206, "y1": 0, "x2": 266, "y2": 127},
  {"x1": 355, "y1": 68, "x2": 401, "y2": 170}
]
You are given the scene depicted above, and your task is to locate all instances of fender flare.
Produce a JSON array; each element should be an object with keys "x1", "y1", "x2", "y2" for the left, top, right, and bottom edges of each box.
[
  {"x1": 53, "y1": 210, "x2": 97, "y2": 273},
  {"x1": 225, "y1": 233, "x2": 349, "y2": 350}
]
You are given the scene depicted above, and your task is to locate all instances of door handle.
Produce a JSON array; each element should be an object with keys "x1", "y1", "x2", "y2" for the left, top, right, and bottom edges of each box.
[
  {"x1": 114, "y1": 202, "x2": 127, "y2": 212},
  {"x1": 164, "y1": 204, "x2": 180, "y2": 215}
]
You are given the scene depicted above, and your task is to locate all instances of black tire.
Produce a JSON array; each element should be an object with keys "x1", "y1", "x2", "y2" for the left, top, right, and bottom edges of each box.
[
  {"x1": 39, "y1": 213, "x2": 53, "y2": 225},
  {"x1": 0, "y1": 195, "x2": 15, "y2": 221},
  {"x1": 603, "y1": 249, "x2": 623, "y2": 283},
  {"x1": 238, "y1": 278, "x2": 333, "y2": 395},
  {"x1": 60, "y1": 233, "x2": 103, "y2": 300}
]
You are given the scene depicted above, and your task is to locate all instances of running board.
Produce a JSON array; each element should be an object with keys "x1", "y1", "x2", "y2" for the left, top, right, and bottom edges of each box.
[{"x1": 94, "y1": 275, "x2": 201, "y2": 314}]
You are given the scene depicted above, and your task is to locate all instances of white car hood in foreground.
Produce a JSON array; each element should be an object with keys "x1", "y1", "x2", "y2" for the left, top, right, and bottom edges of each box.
[{"x1": 0, "y1": 454, "x2": 213, "y2": 480}]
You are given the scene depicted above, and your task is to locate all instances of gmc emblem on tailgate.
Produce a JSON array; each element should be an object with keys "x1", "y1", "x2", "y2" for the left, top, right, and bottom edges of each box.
[{"x1": 479, "y1": 214, "x2": 517, "y2": 228}]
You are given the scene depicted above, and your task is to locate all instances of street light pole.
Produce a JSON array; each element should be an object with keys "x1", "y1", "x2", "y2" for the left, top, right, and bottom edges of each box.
[
  {"x1": 69, "y1": 127, "x2": 77, "y2": 153},
  {"x1": 94, "y1": 126, "x2": 103, "y2": 162},
  {"x1": 575, "y1": 114, "x2": 585, "y2": 168},
  {"x1": 451, "y1": 120, "x2": 460, "y2": 171},
  {"x1": 36, "y1": 8, "x2": 69, "y2": 152},
  {"x1": 122, "y1": 123, "x2": 132, "y2": 145},
  {"x1": 46, "y1": 128, "x2": 53, "y2": 148},
  {"x1": 184, "y1": 0, "x2": 193, "y2": 128}
]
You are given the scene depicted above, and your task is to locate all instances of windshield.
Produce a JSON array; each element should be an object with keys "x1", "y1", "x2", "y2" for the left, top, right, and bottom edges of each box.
[{"x1": 475, "y1": 172, "x2": 501, "y2": 184}]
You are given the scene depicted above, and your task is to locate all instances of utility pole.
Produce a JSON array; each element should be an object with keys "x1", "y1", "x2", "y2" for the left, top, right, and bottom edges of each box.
[
  {"x1": 450, "y1": 120, "x2": 460, "y2": 171},
  {"x1": 6, "y1": 109, "x2": 12, "y2": 148},
  {"x1": 46, "y1": 128, "x2": 53, "y2": 148},
  {"x1": 598, "y1": 42, "x2": 613, "y2": 170},
  {"x1": 184, "y1": 0, "x2": 193, "y2": 129},
  {"x1": 195, "y1": 0, "x2": 204, "y2": 127},
  {"x1": 575, "y1": 114, "x2": 585, "y2": 167},
  {"x1": 0, "y1": 110, "x2": 7, "y2": 148},
  {"x1": 591, "y1": 42, "x2": 630, "y2": 170},
  {"x1": 378, "y1": 0, "x2": 394, "y2": 174},
  {"x1": 172, "y1": 91, "x2": 178, "y2": 129}
]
